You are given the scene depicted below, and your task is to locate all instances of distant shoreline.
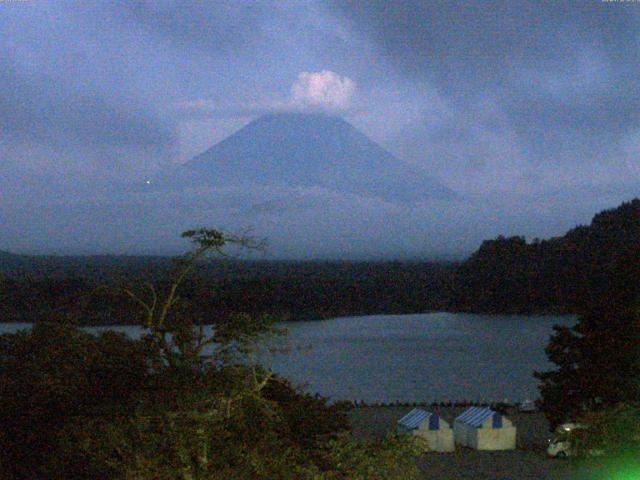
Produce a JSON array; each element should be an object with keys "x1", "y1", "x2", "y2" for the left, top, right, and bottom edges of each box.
[{"x1": 0, "y1": 307, "x2": 576, "y2": 327}]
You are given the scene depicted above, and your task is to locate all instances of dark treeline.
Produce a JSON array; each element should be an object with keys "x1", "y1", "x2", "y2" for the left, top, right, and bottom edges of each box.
[
  {"x1": 2, "y1": 197, "x2": 640, "y2": 323},
  {"x1": 0, "y1": 257, "x2": 455, "y2": 324},
  {"x1": 452, "y1": 198, "x2": 640, "y2": 313}
]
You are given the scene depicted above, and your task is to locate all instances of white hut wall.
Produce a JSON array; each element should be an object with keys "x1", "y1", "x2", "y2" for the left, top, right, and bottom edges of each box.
[
  {"x1": 474, "y1": 416, "x2": 516, "y2": 450},
  {"x1": 475, "y1": 426, "x2": 516, "y2": 450}
]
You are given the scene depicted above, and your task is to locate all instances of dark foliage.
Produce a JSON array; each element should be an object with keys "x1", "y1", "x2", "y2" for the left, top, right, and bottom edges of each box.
[
  {"x1": 0, "y1": 260, "x2": 455, "y2": 325},
  {"x1": 262, "y1": 377, "x2": 351, "y2": 451},
  {"x1": 535, "y1": 303, "x2": 640, "y2": 430},
  {"x1": 0, "y1": 228, "x2": 421, "y2": 478},
  {"x1": 0, "y1": 323, "x2": 150, "y2": 478},
  {"x1": 0, "y1": 322, "x2": 357, "y2": 478},
  {"x1": 575, "y1": 403, "x2": 640, "y2": 460},
  {"x1": 452, "y1": 198, "x2": 640, "y2": 313}
]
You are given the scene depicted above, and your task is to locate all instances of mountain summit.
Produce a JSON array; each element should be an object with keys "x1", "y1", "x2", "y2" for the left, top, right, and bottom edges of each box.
[{"x1": 180, "y1": 113, "x2": 453, "y2": 203}]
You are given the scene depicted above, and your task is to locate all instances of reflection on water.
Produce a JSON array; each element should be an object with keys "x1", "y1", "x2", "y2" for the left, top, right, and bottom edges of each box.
[{"x1": 0, "y1": 312, "x2": 575, "y2": 403}]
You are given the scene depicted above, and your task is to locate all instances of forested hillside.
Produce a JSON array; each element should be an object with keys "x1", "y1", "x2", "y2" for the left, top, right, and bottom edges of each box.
[{"x1": 452, "y1": 198, "x2": 640, "y2": 313}]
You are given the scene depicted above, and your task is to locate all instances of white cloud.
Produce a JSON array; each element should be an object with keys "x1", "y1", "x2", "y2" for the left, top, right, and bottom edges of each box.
[
  {"x1": 173, "y1": 71, "x2": 356, "y2": 122},
  {"x1": 172, "y1": 71, "x2": 357, "y2": 155},
  {"x1": 290, "y1": 70, "x2": 355, "y2": 111}
]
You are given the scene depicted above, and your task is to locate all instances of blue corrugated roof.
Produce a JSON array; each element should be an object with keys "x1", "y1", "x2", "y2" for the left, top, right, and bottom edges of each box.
[
  {"x1": 455, "y1": 407, "x2": 500, "y2": 428},
  {"x1": 398, "y1": 408, "x2": 434, "y2": 430}
]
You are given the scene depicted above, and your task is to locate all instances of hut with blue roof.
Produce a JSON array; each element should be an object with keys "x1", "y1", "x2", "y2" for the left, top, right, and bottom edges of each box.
[
  {"x1": 453, "y1": 406, "x2": 516, "y2": 450},
  {"x1": 397, "y1": 408, "x2": 454, "y2": 452}
]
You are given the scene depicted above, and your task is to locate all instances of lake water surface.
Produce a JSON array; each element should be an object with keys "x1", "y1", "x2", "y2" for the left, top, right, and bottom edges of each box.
[{"x1": 0, "y1": 312, "x2": 575, "y2": 403}]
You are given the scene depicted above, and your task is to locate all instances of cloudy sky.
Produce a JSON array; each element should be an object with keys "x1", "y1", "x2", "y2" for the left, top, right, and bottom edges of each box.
[{"x1": 1, "y1": 0, "x2": 639, "y2": 257}]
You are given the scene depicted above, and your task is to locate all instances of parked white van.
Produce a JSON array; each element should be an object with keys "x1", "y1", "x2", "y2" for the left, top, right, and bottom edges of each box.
[
  {"x1": 547, "y1": 423, "x2": 603, "y2": 458},
  {"x1": 547, "y1": 423, "x2": 584, "y2": 458}
]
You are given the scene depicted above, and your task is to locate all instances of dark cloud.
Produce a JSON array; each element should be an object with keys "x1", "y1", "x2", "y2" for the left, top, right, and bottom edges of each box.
[
  {"x1": 0, "y1": 58, "x2": 174, "y2": 148},
  {"x1": 0, "y1": 52, "x2": 173, "y2": 146},
  {"x1": 332, "y1": 1, "x2": 639, "y2": 83},
  {"x1": 331, "y1": 1, "x2": 640, "y2": 161},
  {"x1": 117, "y1": 1, "x2": 268, "y2": 54}
]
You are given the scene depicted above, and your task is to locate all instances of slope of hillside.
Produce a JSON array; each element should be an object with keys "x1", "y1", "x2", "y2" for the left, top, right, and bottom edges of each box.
[
  {"x1": 0, "y1": 251, "x2": 27, "y2": 272},
  {"x1": 180, "y1": 112, "x2": 454, "y2": 203},
  {"x1": 451, "y1": 198, "x2": 640, "y2": 313}
]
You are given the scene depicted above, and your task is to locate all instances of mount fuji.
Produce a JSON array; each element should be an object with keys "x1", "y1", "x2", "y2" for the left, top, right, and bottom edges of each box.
[{"x1": 178, "y1": 112, "x2": 454, "y2": 203}]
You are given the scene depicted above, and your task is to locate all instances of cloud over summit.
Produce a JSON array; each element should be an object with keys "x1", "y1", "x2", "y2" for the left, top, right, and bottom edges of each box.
[
  {"x1": 290, "y1": 70, "x2": 355, "y2": 111},
  {"x1": 174, "y1": 70, "x2": 356, "y2": 120}
]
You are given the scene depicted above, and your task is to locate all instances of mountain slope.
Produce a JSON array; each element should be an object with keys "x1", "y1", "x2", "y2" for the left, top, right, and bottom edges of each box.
[{"x1": 180, "y1": 113, "x2": 454, "y2": 203}]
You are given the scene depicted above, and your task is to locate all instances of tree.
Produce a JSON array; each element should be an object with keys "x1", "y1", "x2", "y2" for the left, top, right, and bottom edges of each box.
[
  {"x1": 535, "y1": 303, "x2": 640, "y2": 430},
  {"x1": 116, "y1": 228, "x2": 273, "y2": 370},
  {"x1": 0, "y1": 323, "x2": 150, "y2": 478},
  {"x1": 451, "y1": 198, "x2": 640, "y2": 314},
  {"x1": 0, "y1": 228, "x2": 422, "y2": 479}
]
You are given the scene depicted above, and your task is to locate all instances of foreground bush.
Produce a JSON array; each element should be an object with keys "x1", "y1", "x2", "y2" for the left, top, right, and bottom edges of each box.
[
  {"x1": 574, "y1": 403, "x2": 640, "y2": 458},
  {"x1": 535, "y1": 304, "x2": 640, "y2": 430},
  {"x1": 0, "y1": 323, "x2": 150, "y2": 478},
  {"x1": 0, "y1": 323, "x2": 420, "y2": 479},
  {"x1": 0, "y1": 229, "x2": 422, "y2": 479}
]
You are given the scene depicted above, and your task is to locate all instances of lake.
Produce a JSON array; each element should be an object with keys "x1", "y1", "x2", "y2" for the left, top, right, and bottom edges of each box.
[{"x1": 0, "y1": 312, "x2": 575, "y2": 403}]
